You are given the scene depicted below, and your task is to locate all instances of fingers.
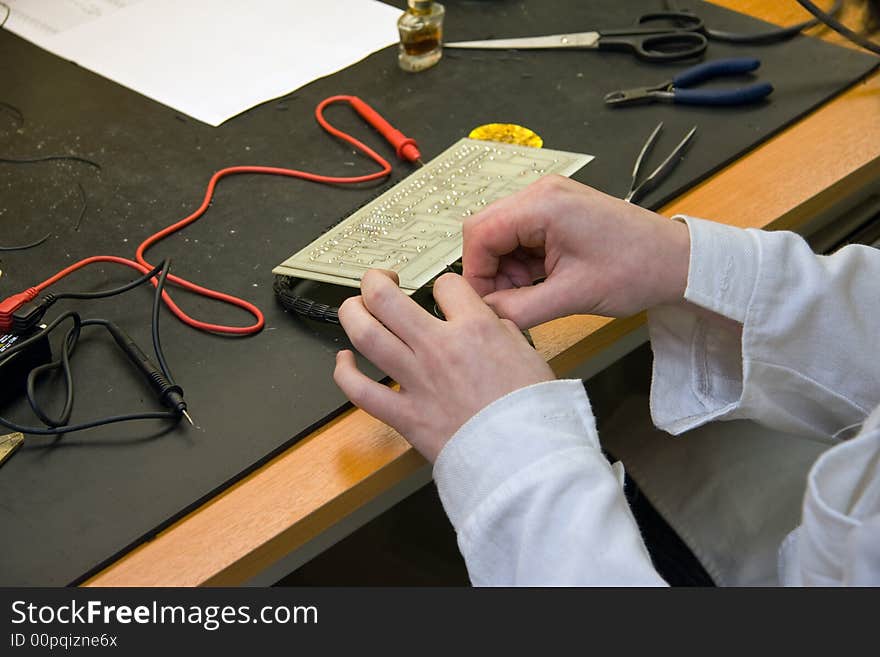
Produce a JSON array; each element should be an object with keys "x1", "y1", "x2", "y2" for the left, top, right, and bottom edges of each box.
[
  {"x1": 337, "y1": 294, "x2": 416, "y2": 381},
  {"x1": 367, "y1": 269, "x2": 400, "y2": 286},
  {"x1": 500, "y1": 318, "x2": 527, "y2": 341},
  {"x1": 334, "y1": 350, "x2": 404, "y2": 425},
  {"x1": 496, "y1": 252, "x2": 546, "y2": 289},
  {"x1": 483, "y1": 279, "x2": 574, "y2": 329},
  {"x1": 462, "y1": 188, "x2": 550, "y2": 296},
  {"x1": 432, "y1": 273, "x2": 495, "y2": 321},
  {"x1": 360, "y1": 269, "x2": 435, "y2": 345},
  {"x1": 462, "y1": 175, "x2": 577, "y2": 280}
]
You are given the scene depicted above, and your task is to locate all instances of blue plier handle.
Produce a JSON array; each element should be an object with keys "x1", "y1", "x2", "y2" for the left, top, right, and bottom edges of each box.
[{"x1": 604, "y1": 57, "x2": 774, "y2": 107}]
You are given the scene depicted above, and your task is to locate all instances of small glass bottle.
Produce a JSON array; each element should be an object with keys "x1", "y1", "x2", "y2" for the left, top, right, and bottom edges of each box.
[{"x1": 397, "y1": 0, "x2": 445, "y2": 73}]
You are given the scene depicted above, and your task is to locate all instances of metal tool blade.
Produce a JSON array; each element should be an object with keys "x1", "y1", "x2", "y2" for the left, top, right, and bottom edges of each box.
[
  {"x1": 445, "y1": 32, "x2": 600, "y2": 50},
  {"x1": 625, "y1": 122, "x2": 664, "y2": 202},
  {"x1": 0, "y1": 432, "x2": 24, "y2": 468},
  {"x1": 627, "y1": 125, "x2": 698, "y2": 205}
]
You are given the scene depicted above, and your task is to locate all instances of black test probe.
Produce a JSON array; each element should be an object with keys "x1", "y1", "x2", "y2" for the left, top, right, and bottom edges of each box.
[
  {"x1": 0, "y1": 259, "x2": 193, "y2": 436},
  {"x1": 104, "y1": 321, "x2": 192, "y2": 426}
]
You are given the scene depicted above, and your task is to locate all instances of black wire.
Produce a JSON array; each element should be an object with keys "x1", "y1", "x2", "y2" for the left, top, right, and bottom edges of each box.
[
  {"x1": 0, "y1": 155, "x2": 101, "y2": 170},
  {"x1": 52, "y1": 259, "x2": 175, "y2": 381},
  {"x1": 0, "y1": 156, "x2": 98, "y2": 245},
  {"x1": 795, "y1": 0, "x2": 880, "y2": 54},
  {"x1": 73, "y1": 182, "x2": 87, "y2": 230},
  {"x1": 0, "y1": 181, "x2": 89, "y2": 250},
  {"x1": 273, "y1": 275, "x2": 340, "y2": 324},
  {"x1": 0, "y1": 232, "x2": 51, "y2": 251},
  {"x1": 0, "y1": 101, "x2": 23, "y2": 125},
  {"x1": 152, "y1": 259, "x2": 174, "y2": 382},
  {"x1": 23, "y1": 312, "x2": 81, "y2": 428},
  {"x1": 0, "y1": 2, "x2": 9, "y2": 30},
  {"x1": 0, "y1": 411, "x2": 179, "y2": 437},
  {"x1": 706, "y1": 0, "x2": 844, "y2": 43},
  {"x1": 50, "y1": 260, "x2": 166, "y2": 302},
  {"x1": 26, "y1": 259, "x2": 172, "y2": 420},
  {"x1": 24, "y1": 317, "x2": 141, "y2": 428},
  {"x1": 0, "y1": 261, "x2": 182, "y2": 436},
  {"x1": 663, "y1": 0, "x2": 844, "y2": 43},
  {"x1": 5, "y1": 311, "x2": 79, "y2": 356}
]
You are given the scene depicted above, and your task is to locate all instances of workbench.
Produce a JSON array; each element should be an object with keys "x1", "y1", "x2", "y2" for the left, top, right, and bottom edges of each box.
[
  {"x1": 4, "y1": 1, "x2": 877, "y2": 587},
  {"x1": 74, "y1": 0, "x2": 880, "y2": 586}
]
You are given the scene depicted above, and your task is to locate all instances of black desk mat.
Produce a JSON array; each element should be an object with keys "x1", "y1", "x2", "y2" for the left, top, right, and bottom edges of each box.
[{"x1": 0, "y1": 0, "x2": 876, "y2": 585}]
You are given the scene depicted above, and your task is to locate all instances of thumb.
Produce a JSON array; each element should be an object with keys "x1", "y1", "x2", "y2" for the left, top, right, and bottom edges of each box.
[
  {"x1": 483, "y1": 280, "x2": 575, "y2": 329},
  {"x1": 365, "y1": 268, "x2": 400, "y2": 286}
]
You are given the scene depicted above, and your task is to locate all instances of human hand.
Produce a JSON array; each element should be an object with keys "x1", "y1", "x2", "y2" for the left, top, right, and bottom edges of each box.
[
  {"x1": 463, "y1": 175, "x2": 691, "y2": 328},
  {"x1": 333, "y1": 270, "x2": 554, "y2": 462}
]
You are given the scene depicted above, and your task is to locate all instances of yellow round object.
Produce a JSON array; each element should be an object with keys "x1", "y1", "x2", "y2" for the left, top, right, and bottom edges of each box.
[{"x1": 468, "y1": 123, "x2": 543, "y2": 148}]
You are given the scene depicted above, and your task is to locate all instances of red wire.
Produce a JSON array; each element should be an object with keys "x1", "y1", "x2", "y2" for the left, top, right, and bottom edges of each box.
[{"x1": 32, "y1": 96, "x2": 395, "y2": 336}]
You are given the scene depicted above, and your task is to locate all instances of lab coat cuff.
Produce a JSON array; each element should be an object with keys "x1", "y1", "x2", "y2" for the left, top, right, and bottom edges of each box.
[
  {"x1": 433, "y1": 379, "x2": 599, "y2": 531},
  {"x1": 678, "y1": 215, "x2": 760, "y2": 323},
  {"x1": 648, "y1": 305, "x2": 744, "y2": 434}
]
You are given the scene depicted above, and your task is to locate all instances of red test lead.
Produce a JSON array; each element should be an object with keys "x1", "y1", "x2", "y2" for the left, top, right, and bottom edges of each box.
[
  {"x1": 0, "y1": 95, "x2": 422, "y2": 336},
  {"x1": 320, "y1": 95, "x2": 423, "y2": 164}
]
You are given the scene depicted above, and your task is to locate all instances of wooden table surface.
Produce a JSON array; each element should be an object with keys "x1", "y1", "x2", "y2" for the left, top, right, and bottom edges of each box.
[{"x1": 85, "y1": 0, "x2": 880, "y2": 586}]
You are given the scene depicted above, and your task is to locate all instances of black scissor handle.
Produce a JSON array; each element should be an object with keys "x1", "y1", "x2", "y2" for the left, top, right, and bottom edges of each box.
[
  {"x1": 638, "y1": 31, "x2": 707, "y2": 61},
  {"x1": 598, "y1": 31, "x2": 707, "y2": 62},
  {"x1": 600, "y1": 11, "x2": 705, "y2": 38}
]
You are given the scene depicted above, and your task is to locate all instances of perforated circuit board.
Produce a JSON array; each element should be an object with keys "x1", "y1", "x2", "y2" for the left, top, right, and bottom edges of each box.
[{"x1": 273, "y1": 138, "x2": 593, "y2": 293}]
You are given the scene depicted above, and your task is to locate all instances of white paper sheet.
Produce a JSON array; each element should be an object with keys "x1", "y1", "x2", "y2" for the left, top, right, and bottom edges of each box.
[{"x1": 3, "y1": 0, "x2": 401, "y2": 126}]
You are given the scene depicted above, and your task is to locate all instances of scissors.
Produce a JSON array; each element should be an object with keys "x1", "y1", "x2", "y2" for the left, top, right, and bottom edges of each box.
[{"x1": 444, "y1": 11, "x2": 708, "y2": 63}]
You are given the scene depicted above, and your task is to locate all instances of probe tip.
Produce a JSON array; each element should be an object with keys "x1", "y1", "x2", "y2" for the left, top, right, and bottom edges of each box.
[
  {"x1": 417, "y1": 158, "x2": 426, "y2": 167},
  {"x1": 182, "y1": 409, "x2": 194, "y2": 426}
]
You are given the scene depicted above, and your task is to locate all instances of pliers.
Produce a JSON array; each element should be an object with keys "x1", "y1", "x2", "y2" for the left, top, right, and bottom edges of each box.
[{"x1": 604, "y1": 57, "x2": 774, "y2": 107}]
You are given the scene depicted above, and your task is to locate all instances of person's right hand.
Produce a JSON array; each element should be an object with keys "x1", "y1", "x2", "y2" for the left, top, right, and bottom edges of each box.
[{"x1": 462, "y1": 175, "x2": 691, "y2": 328}]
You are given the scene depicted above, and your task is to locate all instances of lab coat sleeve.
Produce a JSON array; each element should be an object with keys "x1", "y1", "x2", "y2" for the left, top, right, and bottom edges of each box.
[
  {"x1": 433, "y1": 379, "x2": 666, "y2": 586},
  {"x1": 781, "y1": 415, "x2": 880, "y2": 586},
  {"x1": 648, "y1": 216, "x2": 880, "y2": 438}
]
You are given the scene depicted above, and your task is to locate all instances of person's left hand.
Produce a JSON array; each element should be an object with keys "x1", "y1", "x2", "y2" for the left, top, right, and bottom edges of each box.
[{"x1": 334, "y1": 269, "x2": 555, "y2": 462}]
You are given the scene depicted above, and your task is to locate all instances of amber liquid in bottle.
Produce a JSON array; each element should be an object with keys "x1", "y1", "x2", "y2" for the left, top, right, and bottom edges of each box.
[
  {"x1": 402, "y1": 30, "x2": 441, "y2": 57},
  {"x1": 398, "y1": 1, "x2": 445, "y2": 72}
]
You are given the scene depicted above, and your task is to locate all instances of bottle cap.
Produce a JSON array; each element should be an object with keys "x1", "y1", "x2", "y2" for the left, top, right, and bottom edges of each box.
[{"x1": 408, "y1": 0, "x2": 434, "y2": 10}]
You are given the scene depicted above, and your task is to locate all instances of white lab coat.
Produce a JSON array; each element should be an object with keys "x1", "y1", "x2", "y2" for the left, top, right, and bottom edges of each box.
[{"x1": 433, "y1": 217, "x2": 880, "y2": 586}]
